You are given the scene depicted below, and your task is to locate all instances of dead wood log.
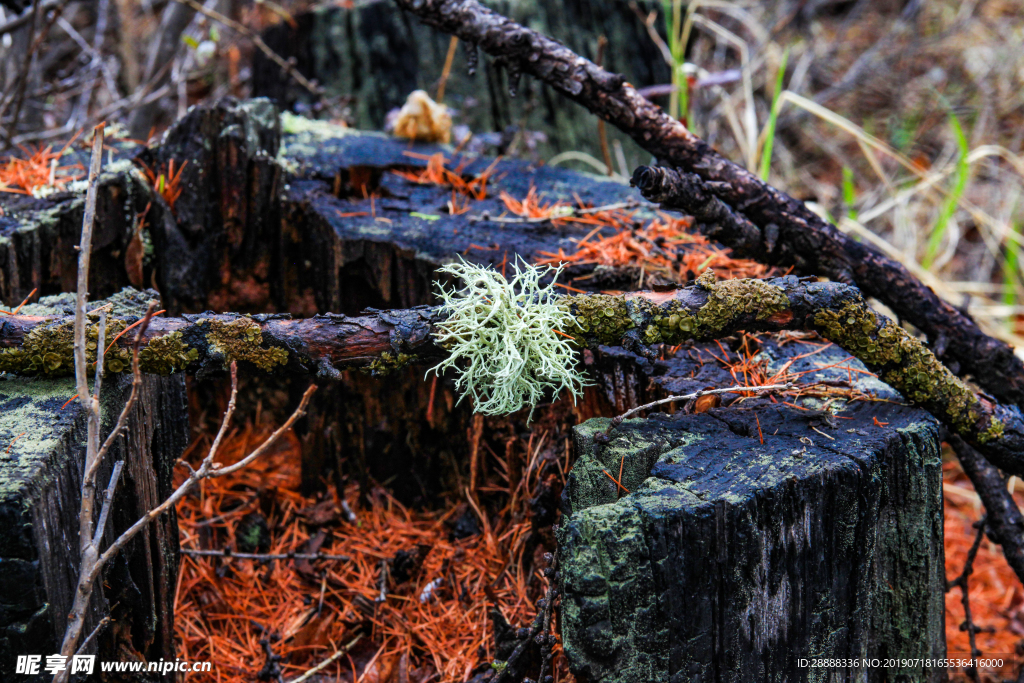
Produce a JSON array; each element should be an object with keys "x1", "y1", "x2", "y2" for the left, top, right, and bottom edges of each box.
[
  {"x1": 2, "y1": 274, "x2": 1022, "y2": 478},
  {"x1": 390, "y1": 0, "x2": 1024, "y2": 413}
]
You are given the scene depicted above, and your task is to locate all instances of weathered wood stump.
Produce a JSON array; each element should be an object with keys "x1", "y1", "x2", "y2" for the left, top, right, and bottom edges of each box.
[
  {"x1": 0, "y1": 289, "x2": 188, "y2": 681},
  {"x1": 557, "y1": 341, "x2": 946, "y2": 683}
]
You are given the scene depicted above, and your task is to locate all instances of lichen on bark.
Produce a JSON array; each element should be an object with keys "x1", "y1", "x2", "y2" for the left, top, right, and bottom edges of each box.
[
  {"x1": 138, "y1": 331, "x2": 199, "y2": 375},
  {"x1": 0, "y1": 317, "x2": 132, "y2": 376},
  {"x1": 199, "y1": 318, "x2": 289, "y2": 371}
]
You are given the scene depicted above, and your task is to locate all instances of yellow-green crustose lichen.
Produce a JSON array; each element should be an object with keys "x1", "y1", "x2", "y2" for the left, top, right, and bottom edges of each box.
[
  {"x1": 0, "y1": 318, "x2": 132, "y2": 376},
  {"x1": 571, "y1": 271, "x2": 790, "y2": 346},
  {"x1": 814, "y1": 298, "x2": 1001, "y2": 439},
  {"x1": 199, "y1": 318, "x2": 288, "y2": 371},
  {"x1": 366, "y1": 351, "x2": 416, "y2": 377},
  {"x1": 138, "y1": 331, "x2": 199, "y2": 375}
]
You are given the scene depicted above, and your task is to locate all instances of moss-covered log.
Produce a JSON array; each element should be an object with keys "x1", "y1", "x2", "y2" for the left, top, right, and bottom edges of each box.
[
  {"x1": 0, "y1": 291, "x2": 188, "y2": 681},
  {"x1": 2, "y1": 273, "x2": 1021, "y2": 477},
  {"x1": 558, "y1": 391, "x2": 946, "y2": 681}
]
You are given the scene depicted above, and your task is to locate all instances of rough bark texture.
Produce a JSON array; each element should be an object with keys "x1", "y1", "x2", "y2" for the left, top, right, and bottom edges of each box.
[
  {"x1": 254, "y1": 0, "x2": 669, "y2": 165},
  {"x1": 558, "y1": 341, "x2": 946, "y2": 682},
  {"x1": 136, "y1": 98, "x2": 284, "y2": 313},
  {"x1": 0, "y1": 291, "x2": 188, "y2": 681},
  {"x1": 391, "y1": 0, "x2": 1024, "y2": 414},
  {"x1": 278, "y1": 122, "x2": 650, "y2": 315}
]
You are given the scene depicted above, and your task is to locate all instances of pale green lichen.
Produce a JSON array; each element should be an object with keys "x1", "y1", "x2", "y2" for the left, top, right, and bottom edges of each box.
[
  {"x1": 201, "y1": 318, "x2": 289, "y2": 371},
  {"x1": 427, "y1": 258, "x2": 587, "y2": 420}
]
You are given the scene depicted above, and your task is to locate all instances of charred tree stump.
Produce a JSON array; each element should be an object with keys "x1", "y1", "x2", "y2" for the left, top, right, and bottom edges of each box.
[
  {"x1": 0, "y1": 141, "x2": 151, "y2": 307},
  {"x1": 557, "y1": 341, "x2": 946, "y2": 683},
  {"x1": 0, "y1": 289, "x2": 188, "y2": 681}
]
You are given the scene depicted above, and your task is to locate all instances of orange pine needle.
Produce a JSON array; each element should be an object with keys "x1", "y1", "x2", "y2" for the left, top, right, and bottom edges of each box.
[{"x1": 104, "y1": 309, "x2": 166, "y2": 355}]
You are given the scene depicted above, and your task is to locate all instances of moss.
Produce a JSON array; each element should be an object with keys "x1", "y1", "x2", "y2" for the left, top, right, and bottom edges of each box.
[
  {"x1": 570, "y1": 273, "x2": 788, "y2": 346},
  {"x1": 364, "y1": 351, "x2": 416, "y2": 377},
  {"x1": 201, "y1": 318, "x2": 289, "y2": 371},
  {"x1": 138, "y1": 331, "x2": 199, "y2": 375},
  {"x1": 814, "y1": 298, "x2": 989, "y2": 435},
  {"x1": 691, "y1": 276, "x2": 789, "y2": 336}
]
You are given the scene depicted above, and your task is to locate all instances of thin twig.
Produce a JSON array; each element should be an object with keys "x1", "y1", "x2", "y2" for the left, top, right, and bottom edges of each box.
[
  {"x1": 97, "y1": 374, "x2": 316, "y2": 568},
  {"x1": 73, "y1": 616, "x2": 110, "y2": 657},
  {"x1": 614, "y1": 382, "x2": 793, "y2": 423},
  {"x1": 947, "y1": 516, "x2": 987, "y2": 683},
  {"x1": 74, "y1": 124, "x2": 105, "y2": 558},
  {"x1": 467, "y1": 200, "x2": 639, "y2": 224},
  {"x1": 0, "y1": 0, "x2": 61, "y2": 37},
  {"x1": 284, "y1": 636, "x2": 363, "y2": 683},
  {"x1": 53, "y1": 121, "x2": 105, "y2": 683},
  {"x1": 180, "y1": 548, "x2": 351, "y2": 562},
  {"x1": 90, "y1": 461, "x2": 123, "y2": 548}
]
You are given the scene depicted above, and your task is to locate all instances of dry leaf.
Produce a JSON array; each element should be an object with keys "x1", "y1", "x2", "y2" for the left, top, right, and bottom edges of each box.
[{"x1": 693, "y1": 393, "x2": 721, "y2": 413}]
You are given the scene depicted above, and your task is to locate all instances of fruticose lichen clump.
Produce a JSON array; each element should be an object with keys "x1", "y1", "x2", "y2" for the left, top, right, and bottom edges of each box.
[{"x1": 427, "y1": 258, "x2": 587, "y2": 420}]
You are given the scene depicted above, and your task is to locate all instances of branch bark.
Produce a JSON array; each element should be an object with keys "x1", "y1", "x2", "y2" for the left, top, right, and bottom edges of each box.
[
  {"x1": 391, "y1": 0, "x2": 1024, "y2": 412},
  {"x1": 949, "y1": 434, "x2": 1024, "y2": 587}
]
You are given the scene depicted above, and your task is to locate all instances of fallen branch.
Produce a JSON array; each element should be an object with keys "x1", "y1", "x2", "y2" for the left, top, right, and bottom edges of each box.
[
  {"x1": 949, "y1": 434, "x2": 1024, "y2": 586},
  {"x1": 390, "y1": 0, "x2": 1024, "y2": 412},
  {"x1": 612, "y1": 383, "x2": 794, "y2": 423},
  {"x1": 6, "y1": 273, "x2": 1023, "y2": 476}
]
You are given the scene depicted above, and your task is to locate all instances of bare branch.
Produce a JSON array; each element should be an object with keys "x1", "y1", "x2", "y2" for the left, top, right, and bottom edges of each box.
[
  {"x1": 90, "y1": 461, "x2": 123, "y2": 549},
  {"x1": 97, "y1": 372, "x2": 315, "y2": 571},
  {"x1": 181, "y1": 549, "x2": 351, "y2": 562},
  {"x1": 284, "y1": 636, "x2": 363, "y2": 683},
  {"x1": 170, "y1": 0, "x2": 320, "y2": 95},
  {"x1": 614, "y1": 383, "x2": 794, "y2": 423},
  {"x1": 94, "y1": 303, "x2": 159, "y2": 465},
  {"x1": 75, "y1": 124, "x2": 105, "y2": 560}
]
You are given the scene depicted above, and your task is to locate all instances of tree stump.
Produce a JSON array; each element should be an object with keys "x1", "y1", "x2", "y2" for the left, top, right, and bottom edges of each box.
[
  {"x1": 0, "y1": 141, "x2": 150, "y2": 308},
  {"x1": 557, "y1": 341, "x2": 947, "y2": 682},
  {"x1": 0, "y1": 289, "x2": 189, "y2": 681}
]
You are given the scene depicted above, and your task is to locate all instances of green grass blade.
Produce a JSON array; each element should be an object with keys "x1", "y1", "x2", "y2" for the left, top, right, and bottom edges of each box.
[
  {"x1": 759, "y1": 47, "x2": 790, "y2": 181},
  {"x1": 922, "y1": 111, "x2": 970, "y2": 268},
  {"x1": 842, "y1": 166, "x2": 857, "y2": 222}
]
